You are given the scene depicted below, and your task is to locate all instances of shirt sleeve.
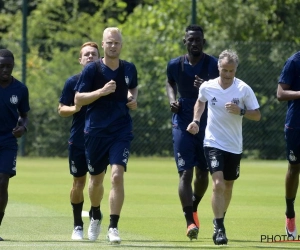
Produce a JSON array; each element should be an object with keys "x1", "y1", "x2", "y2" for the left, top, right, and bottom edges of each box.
[
  {"x1": 59, "y1": 77, "x2": 76, "y2": 106},
  {"x1": 128, "y1": 63, "x2": 138, "y2": 89},
  {"x1": 244, "y1": 86, "x2": 260, "y2": 110},
  {"x1": 166, "y1": 60, "x2": 176, "y2": 83},
  {"x1": 18, "y1": 85, "x2": 30, "y2": 113},
  {"x1": 278, "y1": 59, "x2": 295, "y2": 85},
  {"x1": 198, "y1": 83, "x2": 208, "y2": 102},
  {"x1": 74, "y1": 63, "x2": 97, "y2": 93}
]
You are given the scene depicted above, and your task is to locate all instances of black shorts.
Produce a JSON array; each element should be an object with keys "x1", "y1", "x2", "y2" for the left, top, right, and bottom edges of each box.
[
  {"x1": 68, "y1": 144, "x2": 88, "y2": 178},
  {"x1": 204, "y1": 147, "x2": 241, "y2": 181}
]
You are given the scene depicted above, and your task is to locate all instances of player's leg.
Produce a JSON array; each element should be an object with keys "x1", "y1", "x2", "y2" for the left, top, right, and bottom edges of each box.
[
  {"x1": 284, "y1": 128, "x2": 300, "y2": 239},
  {"x1": 222, "y1": 151, "x2": 241, "y2": 218},
  {"x1": 204, "y1": 147, "x2": 228, "y2": 245},
  {"x1": 85, "y1": 135, "x2": 107, "y2": 241},
  {"x1": 193, "y1": 131, "x2": 209, "y2": 228},
  {"x1": 68, "y1": 144, "x2": 88, "y2": 240},
  {"x1": 0, "y1": 148, "x2": 17, "y2": 241},
  {"x1": 173, "y1": 128, "x2": 199, "y2": 240},
  {"x1": 106, "y1": 134, "x2": 132, "y2": 244}
]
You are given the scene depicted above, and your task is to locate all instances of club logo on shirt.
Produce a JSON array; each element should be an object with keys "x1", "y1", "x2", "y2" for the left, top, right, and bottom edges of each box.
[
  {"x1": 211, "y1": 97, "x2": 217, "y2": 106},
  {"x1": 125, "y1": 76, "x2": 129, "y2": 85},
  {"x1": 10, "y1": 95, "x2": 18, "y2": 104},
  {"x1": 231, "y1": 98, "x2": 240, "y2": 105}
]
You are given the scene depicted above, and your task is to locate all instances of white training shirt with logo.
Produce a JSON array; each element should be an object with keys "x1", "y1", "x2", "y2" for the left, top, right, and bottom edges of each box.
[{"x1": 198, "y1": 77, "x2": 260, "y2": 154}]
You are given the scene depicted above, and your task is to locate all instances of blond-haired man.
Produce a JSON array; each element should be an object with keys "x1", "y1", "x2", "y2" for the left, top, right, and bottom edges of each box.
[{"x1": 75, "y1": 28, "x2": 138, "y2": 244}]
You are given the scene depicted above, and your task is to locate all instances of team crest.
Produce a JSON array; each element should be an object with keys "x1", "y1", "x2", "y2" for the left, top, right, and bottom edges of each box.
[
  {"x1": 289, "y1": 150, "x2": 297, "y2": 162},
  {"x1": 71, "y1": 161, "x2": 77, "y2": 174},
  {"x1": 210, "y1": 156, "x2": 219, "y2": 168},
  {"x1": 10, "y1": 95, "x2": 18, "y2": 104},
  {"x1": 177, "y1": 153, "x2": 185, "y2": 167},
  {"x1": 122, "y1": 148, "x2": 130, "y2": 164},
  {"x1": 231, "y1": 98, "x2": 239, "y2": 105},
  {"x1": 88, "y1": 160, "x2": 94, "y2": 172},
  {"x1": 125, "y1": 76, "x2": 129, "y2": 84}
]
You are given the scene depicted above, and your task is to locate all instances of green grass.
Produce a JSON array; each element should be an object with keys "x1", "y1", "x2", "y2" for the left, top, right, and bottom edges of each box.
[{"x1": 1, "y1": 157, "x2": 299, "y2": 249}]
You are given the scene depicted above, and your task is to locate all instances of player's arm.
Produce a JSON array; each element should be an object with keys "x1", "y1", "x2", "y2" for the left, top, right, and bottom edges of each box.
[
  {"x1": 277, "y1": 83, "x2": 300, "y2": 101},
  {"x1": 166, "y1": 79, "x2": 180, "y2": 113},
  {"x1": 186, "y1": 99, "x2": 205, "y2": 135},
  {"x1": 127, "y1": 87, "x2": 138, "y2": 110},
  {"x1": 75, "y1": 80, "x2": 116, "y2": 106},
  {"x1": 243, "y1": 109, "x2": 261, "y2": 121},
  {"x1": 12, "y1": 112, "x2": 28, "y2": 138},
  {"x1": 57, "y1": 103, "x2": 81, "y2": 117}
]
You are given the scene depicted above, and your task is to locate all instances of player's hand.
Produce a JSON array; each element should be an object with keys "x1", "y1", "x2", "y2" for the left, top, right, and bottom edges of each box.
[
  {"x1": 194, "y1": 75, "x2": 205, "y2": 89},
  {"x1": 12, "y1": 125, "x2": 26, "y2": 138},
  {"x1": 186, "y1": 122, "x2": 199, "y2": 135},
  {"x1": 126, "y1": 96, "x2": 137, "y2": 110},
  {"x1": 170, "y1": 101, "x2": 180, "y2": 113},
  {"x1": 225, "y1": 102, "x2": 240, "y2": 115},
  {"x1": 101, "y1": 80, "x2": 116, "y2": 96}
]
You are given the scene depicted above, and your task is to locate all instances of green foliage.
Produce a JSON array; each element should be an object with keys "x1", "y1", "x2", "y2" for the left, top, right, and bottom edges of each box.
[{"x1": 0, "y1": 0, "x2": 300, "y2": 157}]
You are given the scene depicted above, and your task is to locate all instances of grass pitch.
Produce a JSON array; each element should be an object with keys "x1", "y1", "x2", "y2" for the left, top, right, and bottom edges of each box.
[{"x1": 1, "y1": 157, "x2": 299, "y2": 249}]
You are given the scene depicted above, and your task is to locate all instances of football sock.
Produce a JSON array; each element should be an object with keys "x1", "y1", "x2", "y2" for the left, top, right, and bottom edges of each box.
[
  {"x1": 286, "y1": 197, "x2": 295, "y2": 218},
  {"x1": 192, "y1": 194, "x2": 202, "y2": 212},
  {"x1": 0, "y1": 212, "x2": 4, "y2": 225},
  {"x1": 91, "y1": 205, "x2": 101, "y2": 220},
  {"x1": 108, "y1": 214, "x2": 120, "y2": 229},
  {"x1": 183, "y1": 206, "x2": 194, "y2": 226},
  {"x1": 215, "y1": 217, "x2": 225, "y2": 229},
  {"x1": 71, "y1": 201, "x2": 84, "y2": 227}
]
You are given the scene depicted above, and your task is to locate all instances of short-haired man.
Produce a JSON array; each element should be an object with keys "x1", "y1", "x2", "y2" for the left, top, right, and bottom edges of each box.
[
  {"x1": 0, "y1": 49, "x2": 30, "y2": 241},
  {"x1": 187, "y1": 49, "x2": 261, "y2": 245},
  {"x1": 58, "y1": 42, "x2": 100, "y2": 240},
  {"x1": 166, "y1": 24, "x2": 219, "y2": 240}
]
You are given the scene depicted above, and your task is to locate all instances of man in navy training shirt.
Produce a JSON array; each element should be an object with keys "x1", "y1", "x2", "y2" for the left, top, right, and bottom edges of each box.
[
  {"x1": 75, "y1": 27, "x2": 138, "y2": 244},
  {"x1": 277, "y1": 51, "x2": 300, "y2": 240},
  {"x1": 58, "y1": 42, "x2": 100, "y2": 240},
  {"x1": 166, "y1": 24, "x2": 219, "y2": 240},
  {"x1": 0, "y1": 49, "x2": 30, "y2": 241}
]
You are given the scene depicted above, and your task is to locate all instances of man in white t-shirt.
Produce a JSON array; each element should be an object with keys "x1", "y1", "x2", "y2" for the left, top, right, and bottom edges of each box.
[{"x1": 187, "y1": 49, "x2": 261, "y2": 245}]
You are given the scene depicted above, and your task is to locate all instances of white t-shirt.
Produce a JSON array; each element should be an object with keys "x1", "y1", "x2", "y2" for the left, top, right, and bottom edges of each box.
[{"x1": 198, "y1": 77, "x2": 260, "y2": 154}]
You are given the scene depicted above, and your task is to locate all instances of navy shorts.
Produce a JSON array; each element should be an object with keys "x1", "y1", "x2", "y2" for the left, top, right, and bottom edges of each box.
[
  {"x1": 0, "y1": 146, "x2": 18, "y2": 177},
  {"x1": 85, "y1": 132, "x2": 133, "y2": 175},
  {"x1": 172, "y1": 127, "x2": 208, "y2": 172},
  {"x1": 285, "y1": 127, "x2": 300, "y2": 165},
  {"x1": 204, "y1": 147, "x2": 241, "y2": 181},
  {"x1": 68, "y1": 144, "x2": 88, "y2": 177}
]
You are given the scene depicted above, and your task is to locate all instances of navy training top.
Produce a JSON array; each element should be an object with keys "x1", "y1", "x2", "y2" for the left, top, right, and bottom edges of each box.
[
  {"x1": 74, "y1": 59, "x2": 138, "y2": 137},
  {"x1": 0, "y1": 77, "x2": 30, "y2": 147},
  {"x1": 167, "y1": 54, "x2": 219, "y2": 131},
  {"x1": 278, "y1": 51, "x2": 300, "y2": 129},
  {"x1": 59, "y1": 73, "x2": 86, "y2": 149}
]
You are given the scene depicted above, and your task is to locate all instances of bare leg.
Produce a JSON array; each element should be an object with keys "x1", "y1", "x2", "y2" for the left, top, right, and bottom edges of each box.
[
  {"x1": 70, "y1": 175, "x2": 86, "y2": 203},
  {"x1": 89, "y1": 172, "x2": 105, "y2": 207},
  {"x1": 109, "y1": 164, "x2": 125, "y2": 215}
]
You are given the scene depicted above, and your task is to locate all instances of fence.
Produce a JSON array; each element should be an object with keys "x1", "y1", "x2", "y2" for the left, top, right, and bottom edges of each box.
[{"x1": 6, "y1": 41, "x2": 297, "y2": 159}]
